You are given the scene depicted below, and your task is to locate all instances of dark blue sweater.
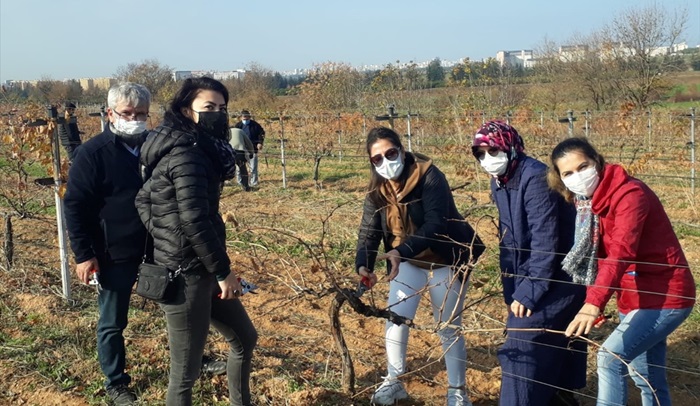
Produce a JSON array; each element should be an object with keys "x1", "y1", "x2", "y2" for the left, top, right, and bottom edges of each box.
[{"x1": 63, "y1": 127, "x2": 146, "y2": 264}]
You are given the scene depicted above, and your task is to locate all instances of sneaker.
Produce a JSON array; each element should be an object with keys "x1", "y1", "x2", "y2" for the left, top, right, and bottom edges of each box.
[
  {"x1": 371, "y1": 378, "x2": 408, "y2": 405},
  {"x1": 447, "y1": 387, "x2": 472, "y2": 406},
  {"x1": 106, "y1": 384, "x2": 137, "y2": 406},
  {"x1": 201, "y1": 357, "x2": 227, "y2": 376}
]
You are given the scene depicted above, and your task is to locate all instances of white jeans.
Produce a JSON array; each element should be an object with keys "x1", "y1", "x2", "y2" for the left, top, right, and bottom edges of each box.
[{"x1": 384, "y1": 262, "x2": 469, "y2": 387}]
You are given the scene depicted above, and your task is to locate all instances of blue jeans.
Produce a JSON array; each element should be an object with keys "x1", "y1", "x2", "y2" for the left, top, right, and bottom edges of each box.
[
  {"x1": 249, "y1": 153, "x2": 259, "y2": 186},
  {"x1": 96, "y1": 260, "x2": 139, "y2": 389},
  {"x1": 597, "y1": 307, "x2": 693, "y2": 406},
  {"x1": 160, "y1": 268, "x2": 258, "y2": 406}
]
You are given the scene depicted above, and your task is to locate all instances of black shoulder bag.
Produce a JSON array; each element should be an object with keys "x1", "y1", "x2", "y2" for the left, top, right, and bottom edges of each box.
[{"x1": 135, "y1": 234, "x2": 182, "y2": 303}]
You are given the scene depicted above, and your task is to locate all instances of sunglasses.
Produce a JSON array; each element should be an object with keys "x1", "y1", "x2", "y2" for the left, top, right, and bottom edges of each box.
[
  {"x1": 475, "y1": 147, "x2": 502, "y2": 160},
  {"x1": 370, "y1": 147, "x2": 400, "y2": 167}
]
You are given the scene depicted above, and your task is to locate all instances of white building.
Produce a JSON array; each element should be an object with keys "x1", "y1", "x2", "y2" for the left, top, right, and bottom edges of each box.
[
  {"x1": 173, "y1": 70, "x2": 246, "y2": 81},
  {"x1": 495, "y1": 50, "x2": 535, "y2": 68}
]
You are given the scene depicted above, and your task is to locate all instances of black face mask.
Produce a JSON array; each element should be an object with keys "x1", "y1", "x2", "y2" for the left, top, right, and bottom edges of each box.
[{"x1": 196, "y1": 111, "x2": 229, "y2": 140}]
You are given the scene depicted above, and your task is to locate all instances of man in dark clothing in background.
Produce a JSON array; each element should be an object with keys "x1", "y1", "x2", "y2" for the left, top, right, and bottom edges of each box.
[
  {"x1": 58, "y1": 102, "x2": 83, "y2": 162},
  {"x1": 233, "y1": 110, "x2": 265, "y2": 187}
]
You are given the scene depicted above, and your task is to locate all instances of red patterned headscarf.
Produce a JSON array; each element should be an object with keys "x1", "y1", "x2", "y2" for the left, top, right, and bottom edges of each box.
[{"x1": 472, "y1": 120, "x2": 525, "y2": 185}]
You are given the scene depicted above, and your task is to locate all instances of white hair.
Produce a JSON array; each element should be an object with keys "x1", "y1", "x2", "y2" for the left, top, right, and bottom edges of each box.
[{"x1": 107, "y1": 82, "x2": 151, "y2": 109}]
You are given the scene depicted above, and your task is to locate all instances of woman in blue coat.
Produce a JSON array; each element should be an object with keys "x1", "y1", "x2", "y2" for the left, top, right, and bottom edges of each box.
[{"x1": 471, "y1": 121, "x2": 586, "y2": 405}]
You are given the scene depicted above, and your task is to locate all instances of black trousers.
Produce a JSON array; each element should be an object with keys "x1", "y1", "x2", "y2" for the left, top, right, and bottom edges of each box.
[{"x1": 159, "y1": 269, "x2": 258, "y2": 406}]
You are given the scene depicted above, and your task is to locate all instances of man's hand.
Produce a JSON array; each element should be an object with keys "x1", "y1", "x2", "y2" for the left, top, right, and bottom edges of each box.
[
  {"x1": 256, "y1": 143, "x2": 263, "y2": 151},
  {"x1": 510, "y1": 300, "x2": 532, "y2": 318},
  {"x1": 376, "y1": 249, "x2": 401, "y2": 280},
  {"x1": 76, "y1": 257, "x2": 100, "y2": 285},
  {"x1": 565, "y1": 303, "x2": 601, "y2": 337},
  {"x1": 217, "y1": 272, "x2": 243, "y2": 300}
]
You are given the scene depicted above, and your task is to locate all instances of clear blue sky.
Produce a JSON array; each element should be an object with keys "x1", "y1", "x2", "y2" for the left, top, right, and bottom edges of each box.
[{"x1": 1, "y1": 0, "x2": 698, "y2": 82}]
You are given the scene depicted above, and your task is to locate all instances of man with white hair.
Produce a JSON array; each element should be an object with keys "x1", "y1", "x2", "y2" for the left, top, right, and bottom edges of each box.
[{"x1": 64, "y1": 82, "x2": 151, "y2": 405}]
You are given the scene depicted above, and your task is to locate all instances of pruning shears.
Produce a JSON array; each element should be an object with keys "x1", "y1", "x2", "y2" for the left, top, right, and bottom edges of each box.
[
  {"x1": 238, "y1": 278, "x2": 258, "y2": 295},
  {"x1": 355, "y1": 276, "x2": 372, "y2": 298}
]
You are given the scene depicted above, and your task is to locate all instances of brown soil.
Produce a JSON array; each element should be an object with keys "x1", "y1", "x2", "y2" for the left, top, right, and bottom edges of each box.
[{"x1": 1, "y1": 166, "x2": 698, "y2": 406}]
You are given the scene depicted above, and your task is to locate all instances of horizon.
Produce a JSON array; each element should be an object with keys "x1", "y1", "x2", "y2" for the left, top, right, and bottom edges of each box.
[{"x1": 1, "y1": 0, "x2": 698, "y2": 83}]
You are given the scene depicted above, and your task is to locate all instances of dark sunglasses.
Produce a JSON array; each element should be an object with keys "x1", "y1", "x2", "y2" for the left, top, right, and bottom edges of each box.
[
  {"x1": 370, "y1": 147, "x2": 400, "y2": 167},
  {"x1": 475, "y1": 147, "x2": 502, "y2": 160}
]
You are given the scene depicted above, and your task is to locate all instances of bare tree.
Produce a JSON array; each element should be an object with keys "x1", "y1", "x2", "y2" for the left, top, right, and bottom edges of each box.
[
  {"x1": 114, "y1": 59, "x2": 174, "y2": 102},
  {"x1": 601, "y1": 4, "x2": 688, "y2": 108}
]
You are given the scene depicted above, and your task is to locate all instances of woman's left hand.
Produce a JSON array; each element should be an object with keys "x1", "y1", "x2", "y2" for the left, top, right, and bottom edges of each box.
[
  {"x1": 376, "y1": 249, "x2": 402, "y2": 281},
  {"x1": 565, "y1": 303, "x2": 601, "y2": 337}
]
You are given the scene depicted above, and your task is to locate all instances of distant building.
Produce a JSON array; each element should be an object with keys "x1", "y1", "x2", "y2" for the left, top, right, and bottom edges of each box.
[
  {"x1": 4, "y1": 80, "x2": 36, "y2": 91},
  {"x1": 79, "y1": 77, "x2": 116, "y2": 91},
  {"x1": 649, "y1": 41, "x2": 688, "y2": 57},
  {"x1": 495, "y1": 50, "x2": 535, "y2": 68},
  {"x1": 173, "y1": 70, "x2": 246, "y2": 81},
  {"x1": 559, "y1": 45, "x2": 590, "y2": 62}
]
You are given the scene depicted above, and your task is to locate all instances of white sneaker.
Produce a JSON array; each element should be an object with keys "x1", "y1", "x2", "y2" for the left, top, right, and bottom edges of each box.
[
  {"x1": 447, "y1": 387, "x2": 472, "y2": 406},
  {"x1": 371, "y1": 378, "x2": 408, "y2": 405}
]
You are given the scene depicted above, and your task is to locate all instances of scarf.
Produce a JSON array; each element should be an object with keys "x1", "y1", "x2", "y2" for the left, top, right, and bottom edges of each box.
[
  {"x1": 197, "y1": 132, "x2": 237, "y2": 181},
  {"x1": 471, "y1": 120, "x2": 525, "y2": 187},
  {"x1": 561, "y1": 197, "x2": 600, "y2": 285},
  {"x1": 210, "y1": 136, "x2": 237, "y2": 181}
]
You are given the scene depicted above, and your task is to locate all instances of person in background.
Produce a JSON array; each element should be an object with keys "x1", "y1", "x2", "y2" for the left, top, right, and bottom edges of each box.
[
  {"x1": 63, "y1": 83, "x2": 151, "y2": 405},
  {"x1": 135, "y1": 77, "x2": 258, "y2": 406},
  {"x1": 233, "y1": 110, "x2": 265, "y2": 187},
  {"x1": 471, "y1": 121, "x2": 586, "y2": 406},
  {"x1": 58, "y1": 101, "x2": 83, "y2": 161},
  {"x1": 229, "y1": 127, "x2": 255, "y2": 192},
  {"x1": 355, "y1": 126, "x2": 484, "y2": 406},
  {"x1": 549, "y1": 137, "x2": 696, "y2": 406}
]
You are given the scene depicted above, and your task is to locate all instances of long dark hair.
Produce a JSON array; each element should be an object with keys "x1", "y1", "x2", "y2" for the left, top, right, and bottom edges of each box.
[
  {"x1": 163, "y1": 77, "x2": 229, "y2": 133},
  {"x1": 548, "y1": 137, "x2": 606, "y2": 202},
  {"x1": 366, "y1": 127, "x2": 414, "y2": 206}
]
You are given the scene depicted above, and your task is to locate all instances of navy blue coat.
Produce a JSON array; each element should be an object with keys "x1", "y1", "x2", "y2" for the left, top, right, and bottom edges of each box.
[
  {"x1": 64, "y1": 127, "x2": 146, "y2": 264},
  {"x1": 491, "y1": 155, "x2": 587, "y2": 405}
]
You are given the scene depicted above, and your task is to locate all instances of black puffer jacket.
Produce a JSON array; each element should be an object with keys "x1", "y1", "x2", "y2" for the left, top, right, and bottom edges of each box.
[
  {"x1": 355, "y1": 163, "x2": 485, "y2": 278},
  {"x1": 135, "y1": 123, "x2": 231, "y2": 281}
]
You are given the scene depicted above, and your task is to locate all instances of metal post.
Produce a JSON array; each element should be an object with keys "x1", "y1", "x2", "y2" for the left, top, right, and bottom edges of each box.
[
  {"x1": 539, "y1": 111, "x2": 544, "y2": 129},
  {"x1": 280, "y1": 115, "x2": 287, "y2": 189},
  {"x1": 567, "y1": 110, "x2": 574, "y2": 137},
  {"x1": 646, "y1": 109, "x2": 652, "y2": 152},
  {"x1": 387, "y1": 105, "x2": 396, "y2": 129},
  {"x1": 481, "y1": 111, "x2": 485, "y2": 125},
  {"x1": 100, "y1": 106, "x2": 106, "y2": 132},
  {"x1": 336, "y1": 113, "x2": 342, "y2": 162},
  {"x1": 406, "y1": 112, "x2": 413, "y2": 152},
  {"x1": 584, "y1": 110, "x2": 590, "y2": 138},
  {"x1": 48, "y1": 106, "x2": 71, "y2": 300},
  {"x1": 506, "y1": 110, "x2": 512, "y2": 125},
  {"x1": 691, "y1": 107, "x2": 696, "y2": 196}
]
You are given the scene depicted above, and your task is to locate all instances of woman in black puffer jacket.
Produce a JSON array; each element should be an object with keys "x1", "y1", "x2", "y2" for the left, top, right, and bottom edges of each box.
[{"x1": 135, "y1": 77, "x2": 257, "y2": 406}]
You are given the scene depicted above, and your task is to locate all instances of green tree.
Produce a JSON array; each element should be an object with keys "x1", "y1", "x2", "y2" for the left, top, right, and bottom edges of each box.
[{"x1": 426, "y1": 57, "x2": 445, "y2": 87}]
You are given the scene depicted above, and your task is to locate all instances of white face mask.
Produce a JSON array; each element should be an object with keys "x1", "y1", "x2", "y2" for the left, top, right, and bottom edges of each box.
[
  {"x1": 375, "y1": 153, "x2": 404, "y2": 180},
  {"x1": 114, "y1": 117, "x2": 147, "y2": 135},
  {"x1": 562, "y1": 166, "x2": 600, "y2": 197},
  {"x1": 479, "y1": 150, "x2": 509, "y2": 176}
]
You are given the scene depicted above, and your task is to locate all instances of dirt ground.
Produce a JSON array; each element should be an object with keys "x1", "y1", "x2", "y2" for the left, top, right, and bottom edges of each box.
[{"x1": 1, "y1": 164, "x2": 699, "y2": 406}]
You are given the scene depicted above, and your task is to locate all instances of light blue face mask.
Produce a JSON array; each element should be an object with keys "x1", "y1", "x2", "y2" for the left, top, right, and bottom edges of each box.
[{"x1": 242, "y1": 119, "x2": 250, "y2": 125}]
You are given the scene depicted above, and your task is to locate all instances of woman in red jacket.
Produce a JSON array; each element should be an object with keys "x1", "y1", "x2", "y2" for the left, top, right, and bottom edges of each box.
[{"x1": 548, "y1": 137, "x2": 695, "y2": 406}]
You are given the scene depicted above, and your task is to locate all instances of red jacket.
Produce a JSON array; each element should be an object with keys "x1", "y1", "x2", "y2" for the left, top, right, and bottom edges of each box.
[{"x1": 586, "y1": 164, "x2": 695, "y2": 314}]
